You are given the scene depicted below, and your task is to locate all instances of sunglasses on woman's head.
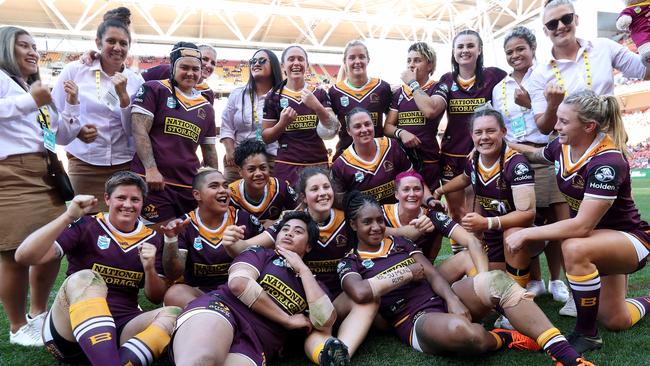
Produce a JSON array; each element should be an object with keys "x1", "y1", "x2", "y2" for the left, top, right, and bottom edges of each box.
[
  {"x1": 545, "y1": 13, "x2": 575, "y2": 31},
  {"x1": 249, "y1": 57, "x2": 268, "y2": 66}
]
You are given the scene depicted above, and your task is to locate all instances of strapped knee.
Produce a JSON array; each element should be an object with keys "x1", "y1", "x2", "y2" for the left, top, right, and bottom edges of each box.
[
  {"x1": 473, "y1": 270, "x2": 534, "y2": 309},
  {"x1": 64, "y1": 269, "x2": 107, "y2": 304}
]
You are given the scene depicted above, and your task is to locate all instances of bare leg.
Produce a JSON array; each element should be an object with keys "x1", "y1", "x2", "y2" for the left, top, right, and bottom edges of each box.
[
  {"x1": 164, "y1": 284, "x2": 204, "y2": 308},
  {"x1": 333, "y1": 293, "x2": 378, "y2": 356},
  {"x1": 0, "y1": 250, "x2": 29, "y2": 332},
  {"x1": 415, "y1": 312, "x2": 497, "y2": 355},
  {"x1": 28, "y1": 258, "x2": 61, "y2": 317},
  {"x1": 173, "y1": 313, "x2": 234, "y2": 366},
  {"x1": 437, "y1": 251, "x2": 475, "y2": 284}
]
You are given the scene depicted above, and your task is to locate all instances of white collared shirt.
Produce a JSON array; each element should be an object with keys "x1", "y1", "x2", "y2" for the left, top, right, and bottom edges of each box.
[
  {"x1": 51, "y1": 59, "x2": 144, "y2": 166},
  {"x1": 0, "y1": 71, "x2": 80, "y2": 160},
  {"x1": 525, "y1": 37, "x2": 646, "y2": 116},
  {"x1": 492, "y1": 67, "x2": 548, "y2": 144}
]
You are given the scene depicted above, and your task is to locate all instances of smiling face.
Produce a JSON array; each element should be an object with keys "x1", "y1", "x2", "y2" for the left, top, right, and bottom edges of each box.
[
  {"x1": 302, "y1": 173, "x2": 334, "y2": 216},
  {"x1": 251, "y1": 50, "x2": 272, "y2": 81},
  {"x1": 406, "y1": 50, "x2": 433, "y2": 82},
  {"x1": 239, "y1": 153, "x2": 270, "y2": 192},
  {"x1": 199, "y1": 47, "x2": 216, "y2": 81},
  {"x1": 471, "y1": 115, "x2": 506, "y2": 160},
  {"x1": 543, "y1": 4, "x2": 578, "y2": 49},
  {"x1": 504, "y1": 37, "x2": 534, "y2": 73},
  {"x1": 96, "y1": 26, "x2": 129, "y2": 70},
  {"x1": 174, "y1": 57, "x2": 201, "y2": 92},
  {"x1": 554, "y1": 102, "x2": 594, "y2": 146},
  {"x1": 193, "y1": 171, "x2": 230, "y2": 214},
  {"x1": 344, "y1": 45, "x2": 369, "y2": 81},
  {"x1": 350, "y1": 203, "x2": 386, "y2": 248},
  {"x1": 395, "y1": 176, "x2": 424, "y2": 211},
  {"x1": 347, "y1": 111, "x2": 375, "y2": 146},
  {"x1": 104, "y1": 185, "x2": 143, "y2": 231},
  {"x1": 282, "y1": 46, "x2": 308, "y2": 82},
  {"x1": 276, "y1": 218, "x2": 310, "y2": 257},
  {"x1": 14, "y1": 33, "x2": 39, "y2": 79},
  {"x1": 453, "y1": 34, "x2": 481, "y2": 69}
]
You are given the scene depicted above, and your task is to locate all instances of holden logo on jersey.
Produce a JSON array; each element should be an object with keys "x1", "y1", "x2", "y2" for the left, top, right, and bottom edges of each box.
[
  {"x1": 280, "y1": 98, "x2": 289, "y2": 108},
  {"x1": 135, "y1": 86, "x2": 145, "y2": 97},
  {"x1": 594, "y1": 166, "x2": 615, "y2": 183},
  {"x1": 193, "y1": 237, "x2": 203, "y2": 250},
  {"x1": 435, "y1": 212, "x2": 449, "y2": 222},
  {"x1": 362, "y1": 258, "x2": 375, "y2": 269},
  {"x1": 340, "y1": 96, "x2": 349, "y2": 107},
  {"x1": 514, "y1": 163, "x2": 529, "y2": 176},
  {"x1": 97, "y1": 235, "x2": 110, "y2": 250},
  {"x1": 166, "y1": 97, "x2": 177, "y2": 108},
  {"x1": 250, "y1": 215, "x2": 261, "y2": 227}
]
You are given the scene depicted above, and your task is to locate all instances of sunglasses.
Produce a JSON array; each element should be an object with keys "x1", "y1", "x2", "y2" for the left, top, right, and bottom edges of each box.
[
  {"x1": 249, "y1": 57, "x2": 268, "y2": 66},
  {"x1": 545, "y1": 13, "x2": 575, "y2": 31}
]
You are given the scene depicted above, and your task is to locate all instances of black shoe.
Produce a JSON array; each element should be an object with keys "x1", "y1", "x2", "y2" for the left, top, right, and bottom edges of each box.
[
  {"x1": 319, "y1": 337, "x2": 350, "y2": 366},
  {"x1": 567, "y1": 331, "x2": 603, "y2": 353}
]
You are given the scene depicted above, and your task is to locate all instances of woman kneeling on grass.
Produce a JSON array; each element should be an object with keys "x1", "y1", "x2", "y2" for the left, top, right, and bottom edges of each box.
[
  {"x1": 337, "y1": 191, "x2": 594, "y2": 366},
  {"x1": 15, "y1": 171, "x2": 179, "y2": 365},
  {"x1": 170, "y1": 211, "x2": 348, "y2": 366},
  {"x1": 509, "y1": 90, "x2": 650, "y2": 353}
]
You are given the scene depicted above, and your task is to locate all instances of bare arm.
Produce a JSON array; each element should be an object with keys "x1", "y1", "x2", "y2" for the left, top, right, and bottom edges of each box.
[
  {"x1": 132, "y1": 112, "x2": 156, "y2": 169},
  {"x1": 383, "y1": 110, "x2": 399, "y2": 138},
  {"x1": 200, "y1": 143, "x2": 219, "y2": 169},
  {"x1": 140, "y1": 243, "x2": 168, "y2": 304},
  {"x1": 509, "y1": 143, "x2": 549, "y2": 165},
  {"x1": 414, "y1": 252, "x2": 470, "y2": 319},
  {"x1": 434, "y1": 174, "x2": 471, "y2": 199},
  {"x1": 160, "y1": 218, "x2": 191, "y2": 281},
  {"x1": 222, "y1": 226, "x2": 275, "y2": 258},
  {"x1": 448, "y1": 227, "x2": 489, "y2": 273},
  {"x1": 412, "y1": 90, "x2": 446, "y2": 120}
]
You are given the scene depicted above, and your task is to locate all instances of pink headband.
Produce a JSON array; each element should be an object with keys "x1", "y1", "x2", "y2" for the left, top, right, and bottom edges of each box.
[{"x1": 395, "y1": 171, "x2": 424, "y2": 186}]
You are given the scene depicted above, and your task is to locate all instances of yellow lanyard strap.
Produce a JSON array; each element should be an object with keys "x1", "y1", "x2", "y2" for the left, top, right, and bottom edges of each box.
[
  {"x1": 550, "y1": 49, "x2": 592, "y2": 95},
  {"x1": 500, "y1": 79, "x2": 528, "y2": 118}
]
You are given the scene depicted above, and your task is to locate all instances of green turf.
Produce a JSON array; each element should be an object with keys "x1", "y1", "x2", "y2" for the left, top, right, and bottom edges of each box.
[{"x1": 2, "y1": 178, "x2": 650, "y2": 365}]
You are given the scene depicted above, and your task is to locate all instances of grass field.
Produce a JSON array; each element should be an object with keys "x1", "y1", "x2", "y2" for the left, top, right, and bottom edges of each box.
[{"x1": 2, "y1": 178, "x2": 650, "y2": 365}]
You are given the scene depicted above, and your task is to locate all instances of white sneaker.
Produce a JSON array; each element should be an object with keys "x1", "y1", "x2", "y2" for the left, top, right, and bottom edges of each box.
[
  {"x1": 494, "y1": 315, "x2": 515, "y2": 330},
  {"x1": 26, "y1": 312, "x2": 46, "y2": 336},
  {"x1": 9, "y1": 320, "x2": 44, "y2": 347},
  {"x1": 548, "y1": 280, "x2": 570, "y2": 303},
  {"x1": 526, "y1": 280, "x2": 546, "y2": 297},
  {"x1": 559, "y1": 292, "x2": 577, "y2": 317}
]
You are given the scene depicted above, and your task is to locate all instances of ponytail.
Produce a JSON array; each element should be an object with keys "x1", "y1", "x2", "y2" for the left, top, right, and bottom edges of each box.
[{"x1": 602, "y1": 96, "x2": 630, "y2": 159}]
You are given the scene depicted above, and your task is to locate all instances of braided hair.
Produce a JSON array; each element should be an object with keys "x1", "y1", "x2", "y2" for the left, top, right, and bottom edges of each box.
[{"x1": 343, "y1": 190, "x2": 383, "y2": 250}]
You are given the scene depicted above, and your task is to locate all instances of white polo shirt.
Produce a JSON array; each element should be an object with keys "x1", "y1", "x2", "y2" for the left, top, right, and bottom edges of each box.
[
  {"x1": 51, "y1": 59, "x2": 144, "y2": 166},
  {"x1": 525, "y1": 37, "x2": 646, "y2": 116},
  {"x1": 492, "y1": 67, "x2": 548, "y2": 144}
]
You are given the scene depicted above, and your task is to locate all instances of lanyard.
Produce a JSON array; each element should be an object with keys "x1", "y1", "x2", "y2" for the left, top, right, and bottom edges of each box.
[
  {"x1": 249, "y1": 88, "x2": 261, "y2": 140},
  {"x1": 550, "y1": 49, "x2": 592, "y2": 94},
  {"x1": 500, "y1": 79, "x2": 529, "y2": 118},
  {"x1": 37, "y1": 106, "x2": 51, "y2": 129}
]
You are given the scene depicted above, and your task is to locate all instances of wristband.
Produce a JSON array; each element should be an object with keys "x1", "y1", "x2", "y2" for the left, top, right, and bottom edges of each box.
[
  {"x1": 487, "y1": 217, "x2": 493, "y2": 230},
  {"x1": 409, "y1": 80, "x2": 421, "y2": 91},
  {"x1": 164, "y1": 235, "x2": 178, "y2": 245},
  {"x1": 395, "y1": 128, "x2": 403, "y2": 139},
  {"x1": 495, "y1": 216, "x2": 502, "y2": 230},
  {"x1": 426, "y1": 197, "x2": 436, "y2": 207}
]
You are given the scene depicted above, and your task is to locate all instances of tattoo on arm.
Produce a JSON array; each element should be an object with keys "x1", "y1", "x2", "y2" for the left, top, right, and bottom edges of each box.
[
  {"x1": 526, "y1": 149, "x2": 550, "y2": 165},
  {"x1": 132, "y1": 113, "x2": 157, "y2": 169},
  {"x1": 201, "y1": 144, "x2": 219, "y2": 168}
]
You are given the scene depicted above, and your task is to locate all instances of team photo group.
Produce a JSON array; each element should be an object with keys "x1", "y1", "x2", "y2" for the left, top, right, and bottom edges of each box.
[{"x1": 1, "y1": 0, "x2": 650, "y2": 365}]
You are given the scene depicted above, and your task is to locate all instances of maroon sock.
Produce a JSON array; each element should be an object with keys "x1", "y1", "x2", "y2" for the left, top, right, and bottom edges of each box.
[{"x1": 567, "y1": 271, "x2": 601, "y2": 337}]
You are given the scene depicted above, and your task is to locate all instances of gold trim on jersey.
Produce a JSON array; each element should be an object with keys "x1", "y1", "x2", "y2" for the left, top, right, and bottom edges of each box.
[
  {"x1": 196, "y1": 81, "x2": 210, "y2": 91},
  {"x1": 188, "y1": 207, "x2": 237, "y2": 248},
  {"x1": 340, "y1": 137, "x2": 392, "y2": 174},
  {"x1": 95, "y1": 213, "x2": 157, "y2": 252},
  {"x1": 229, "y1": 178, "x2": 280, "y2": 216},
  {"x1": 476, "y1": 147, "x2": 518, "y2": 185},
  {"x1": 317, "y1": 209, "x2": 347, "y2": 248},
  {"x1": 357, "y1": 236, "x2": 395, "y2": 259},
  {"x1": 159, "y1": 79, "x2": 210, "y2": 110},
  {"x1": 278, "y1": 85, "x2": 317, "y2": 104},
  {"x1": 400, "y1": 80, "x2": 436, "y2": 100},
  {"x1": 383, "y1": 203, "x2": 425, "y2": 228},
  {"x1": 559, "y1": 134, "x2": 618, "y2": 179},
  {"x1": 333, "y1": 78, "x2": 382, "y2": 102}
]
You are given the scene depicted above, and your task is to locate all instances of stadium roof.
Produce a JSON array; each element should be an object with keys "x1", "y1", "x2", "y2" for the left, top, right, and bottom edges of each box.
[{"x1": 1, "y1": 0, "x2": 545, "y2": 53}]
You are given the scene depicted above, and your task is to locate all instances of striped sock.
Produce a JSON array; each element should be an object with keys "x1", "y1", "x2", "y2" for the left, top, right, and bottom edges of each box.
[
  {"x1": 119, "y1": 324, "x2": 171, "y2": 366},
  {"x1": 309, "y1": 342, "x2": 325, "y2": 364},
  {"x1": 450, "y1": 239, "x2": 465, "y2": 255},
  {"x1": 625, "y1": 295, "x2": 650, "y2": 327},
  {"x1": 537, "y1": 327, "x2": 580, "y2": 366},
  {"x1": 69, "y1": 297, "x2": 120, "y2": 365},
  {"x1": 506, "y1": 263, "x2": 530, "y2": 288},
  {"x1": 567, "y1": 270, "x2": 601, "y2": 337},
  {"x1": 488, "y1": 330, "x2": 503, "y2": 350}
]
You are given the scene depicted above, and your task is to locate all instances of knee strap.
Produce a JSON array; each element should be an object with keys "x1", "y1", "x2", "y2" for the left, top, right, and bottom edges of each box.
[{"x1": 473, "y1": 270, "x2": 534, "y2": 309}]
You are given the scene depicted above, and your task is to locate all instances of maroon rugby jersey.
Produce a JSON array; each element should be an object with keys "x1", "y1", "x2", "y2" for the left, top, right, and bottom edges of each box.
[
  {"x1": 331, "y1": 137, "x2": 412, "y2": 205},
  {"x1": 337, "y1": 236, "x2": 440, "y2": 325},
  {"x1": 55, "y1": 213, "x2": 164, "y2": 325},
  {"x1": 262, "y1": 85, "x2": 331, "y2": 165},
  {"x1": 434, "y1": 67, "x2": 506, "y2": 156},
  {"x1": 228, "y1": 177, "x2": 297, "y2": 221},
  {"x1": 543, "y1": 134, "x2": 650, "y2": 248},
  {"x1": 141, "y1": 64, "x2": 215, "y2": 104},
  {"x1": 178, "y1": 207, "x2": 263, "y2": 291},
  {"x1": 329, "y1": 78, "x2": 392, "y2": 154},
  {"x1": 131, "y1": 79, "x2": 216, "y2": 187},
  {"x1": 383, "y1": 203, "x2": 459, "y2": 249},
  {"x1": 265, "y1": 208, "x2": 349, "y2": 295},
  {"x1": 390, "y1": 81, "x2": 443, "y2": 163}
]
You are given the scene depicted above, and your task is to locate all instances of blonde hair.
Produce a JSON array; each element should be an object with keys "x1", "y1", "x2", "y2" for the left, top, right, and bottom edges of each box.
[
  {"x1": 408, "y1": 42, "x2": 436, "y2": 76},
  {"x1": 563, "y1": 90, "x2": 629, "y2": 158}
]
